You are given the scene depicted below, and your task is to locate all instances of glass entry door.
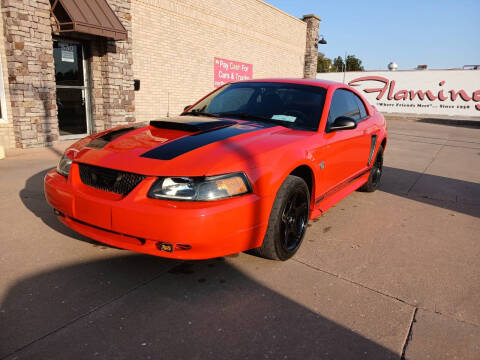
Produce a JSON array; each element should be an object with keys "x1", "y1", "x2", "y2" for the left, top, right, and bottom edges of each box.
[{"x1": 53, "y1": 40, "x2": 91, "y2": 138}]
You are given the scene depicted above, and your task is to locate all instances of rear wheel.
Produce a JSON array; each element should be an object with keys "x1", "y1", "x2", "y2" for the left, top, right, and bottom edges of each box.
[
  {"x1": 253, "y1": 175, "x2": 310, "y2": 261},
  {"x1": 358, "y1": 145, "x2": 384, "y2": 192}
]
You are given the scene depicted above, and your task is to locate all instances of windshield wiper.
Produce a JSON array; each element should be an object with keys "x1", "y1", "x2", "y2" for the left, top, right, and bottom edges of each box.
[
  {"x1": 216, "y1": 112, "x2": 291, "y2": 127},
  {"x1": 182, "y1": 110, "x2": 219, "y2": 118}
]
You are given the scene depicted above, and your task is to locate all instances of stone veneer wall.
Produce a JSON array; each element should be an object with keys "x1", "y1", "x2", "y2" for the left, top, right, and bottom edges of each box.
[
  {"x1": 1, "y1": 0, "x2": 135, "y2": 148},
  {"x1": 89, "y1": 0, "x2": 135, "y2": 133},
  {"x1": 303, "y1": 14, "x2": 321, "y2": 79},
  {"x1": 1, "y1": 0, "x2": 57, "y2": 148},
  {"x1": 0, "y1": 2, "x2": 14, "y2": 150}
]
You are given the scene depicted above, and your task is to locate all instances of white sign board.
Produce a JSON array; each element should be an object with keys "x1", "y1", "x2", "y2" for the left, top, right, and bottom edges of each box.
[
  {"x1": 318, "y1": 70, "x2": 480, "y2": 118},
  {"x1": 61, "y1": 48, "x2": 74, "y2": 63}
]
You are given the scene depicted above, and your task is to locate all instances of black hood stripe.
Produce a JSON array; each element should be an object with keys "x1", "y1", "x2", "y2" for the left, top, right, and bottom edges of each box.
[{"x1": 141, "y1": 123, "x2": 273, "y2": 160}]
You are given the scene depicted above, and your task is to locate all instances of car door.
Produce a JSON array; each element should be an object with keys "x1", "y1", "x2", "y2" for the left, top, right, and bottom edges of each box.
[
  {"x1": 351, "y1": 92, "x2": 376, "y2": 170},
  {"x1": 317, "y1": 89, "x2": 368, "y2": 200}
]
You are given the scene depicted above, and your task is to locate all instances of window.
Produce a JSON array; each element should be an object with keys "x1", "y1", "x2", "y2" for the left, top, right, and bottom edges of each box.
[
  {"x1": 354, "y1": 94, "x2": 367, "y2": 119},
  {"x1": 327, "y1": 89, "x2": 364, "y2": 126},
  {"x1": 206, "y1": 88, "x2": 255, "y2": 114}
]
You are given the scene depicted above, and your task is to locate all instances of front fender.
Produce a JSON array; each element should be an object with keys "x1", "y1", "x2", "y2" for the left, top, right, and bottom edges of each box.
[{"x1": 248, "y1": 145, "x2": 319, "y2": 202}]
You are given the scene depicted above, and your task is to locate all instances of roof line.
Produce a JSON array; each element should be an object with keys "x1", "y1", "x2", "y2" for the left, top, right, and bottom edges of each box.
[{"x1": 254, "y1": 0, "x2": 308, "y2": 25}]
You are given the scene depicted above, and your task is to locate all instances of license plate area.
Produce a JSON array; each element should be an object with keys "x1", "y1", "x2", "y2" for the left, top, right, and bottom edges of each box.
[{"x1": 74, "y1": 196, "x2": 111, "y2": 230}]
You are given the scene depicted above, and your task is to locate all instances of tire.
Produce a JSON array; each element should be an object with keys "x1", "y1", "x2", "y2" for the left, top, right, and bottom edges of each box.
[
  {"x1": 358, "y1": 145, "x2": 384, "y2": 192},
  {"x1": 253, "y1": 175, "x2": 310, "y2": 261}
]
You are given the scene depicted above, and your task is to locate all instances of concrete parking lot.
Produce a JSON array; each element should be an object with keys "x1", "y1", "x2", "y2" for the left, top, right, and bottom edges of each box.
[{"x1": 0, "y1": 119, "x2": 479, "y2": 359}]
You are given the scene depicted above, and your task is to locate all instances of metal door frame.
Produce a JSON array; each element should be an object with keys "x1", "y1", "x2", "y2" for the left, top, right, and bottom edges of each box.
[{"x1": 54, "y1": 38, "x2": 93, "y2": 140}]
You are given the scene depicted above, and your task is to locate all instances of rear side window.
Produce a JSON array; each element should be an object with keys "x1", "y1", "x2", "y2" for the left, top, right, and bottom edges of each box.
[
  {"x1": 354, "y1": 95, "x2": 367, "y2": 119},
  {"x1": 327, "y1": 89, "x2": 363, "y2": 125}
]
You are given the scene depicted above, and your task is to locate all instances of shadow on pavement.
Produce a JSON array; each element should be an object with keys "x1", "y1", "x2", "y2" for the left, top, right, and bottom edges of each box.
[
  {"x1": 416, "y1": 118, "x2": 480, "y2": 129},
  {"x1": 380, "y1": 166, "x2": 480, "y2": 218},
  {"x1": 0, "y1": 255, "x2": 398, "y2": 359}
]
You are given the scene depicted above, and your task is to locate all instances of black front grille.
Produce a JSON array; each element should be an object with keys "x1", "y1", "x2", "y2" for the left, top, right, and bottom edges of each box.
[{"x1": 78, "y1": 164, "x2": 146, "y2": 195}]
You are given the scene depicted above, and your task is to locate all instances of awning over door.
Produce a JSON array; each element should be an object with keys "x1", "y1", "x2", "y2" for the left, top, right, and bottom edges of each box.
[{"x1": 50, "y1": 0, "x2": 128, "y2": 41}]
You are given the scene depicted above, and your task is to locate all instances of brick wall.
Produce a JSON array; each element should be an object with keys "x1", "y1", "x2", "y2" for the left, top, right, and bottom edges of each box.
[
  {"x1": 132, "y1": 0, "x2": 308, "y2": 121},
  {"x1": 1, "y1": 0, "x2": 57, "y2": 148},
  {"x1": 1, "y1": 0, "x2": 317, "y2": 148}
]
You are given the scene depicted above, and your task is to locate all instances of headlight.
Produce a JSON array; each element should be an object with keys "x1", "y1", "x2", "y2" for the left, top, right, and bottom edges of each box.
[
  {"x1": 148, "y1": 173, "x2": 251, "y2": 201},
  {"x1": 57, "y1": 153, "x2": 73, "y2": 177}
]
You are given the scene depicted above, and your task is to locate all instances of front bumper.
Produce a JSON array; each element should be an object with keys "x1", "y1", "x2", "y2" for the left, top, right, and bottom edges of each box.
[{"x1": 44, "y1": 164, "x2": 272, "y2": 259}]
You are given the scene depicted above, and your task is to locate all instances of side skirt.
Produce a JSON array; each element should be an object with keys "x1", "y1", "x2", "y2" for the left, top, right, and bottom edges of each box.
[{"x1": 309, "y1": 171, "x2": 370, "y2": 219}]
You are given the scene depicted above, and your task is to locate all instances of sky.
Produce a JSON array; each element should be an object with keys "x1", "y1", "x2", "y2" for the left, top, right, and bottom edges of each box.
[{"x1": 265, "y1": 0, "x2": 480, "y2": 71}]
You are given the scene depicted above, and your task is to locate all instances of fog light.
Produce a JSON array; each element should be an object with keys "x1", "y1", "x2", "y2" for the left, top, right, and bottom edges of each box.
[
  {"x1": 156, "y1": 242, "x2": 173, "y2": 252},
  {"x1": 54, "y1": 209, "x2": 65, "y2": 217}
]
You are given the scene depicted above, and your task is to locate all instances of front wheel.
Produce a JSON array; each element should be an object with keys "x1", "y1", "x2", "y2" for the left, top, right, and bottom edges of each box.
[
  {"x1": 253, "y1": 175, "x2": 310, "y2": 261},
  {"x1": 358, "y1": 145, "x2": 384, "y2": 192}
]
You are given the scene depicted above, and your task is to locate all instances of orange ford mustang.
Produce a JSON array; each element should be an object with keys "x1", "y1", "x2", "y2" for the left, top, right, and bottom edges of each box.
[{"x1": 45, "y1": 79, "x2": 387, "y2": 261}]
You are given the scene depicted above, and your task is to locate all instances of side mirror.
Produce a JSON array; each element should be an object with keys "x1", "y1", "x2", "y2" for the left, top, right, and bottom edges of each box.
[
  {"x1": 184, "y1": 105, "x2": 192, "y2": 111},
  {"x1": 328, "y1": 116, "x2": 357, "y2": 132}
]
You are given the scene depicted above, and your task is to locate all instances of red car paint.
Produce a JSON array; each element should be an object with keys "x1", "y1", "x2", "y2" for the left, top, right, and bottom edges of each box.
[{"x1": 44, "y1": 79, "x2": 387, "y2": 259}]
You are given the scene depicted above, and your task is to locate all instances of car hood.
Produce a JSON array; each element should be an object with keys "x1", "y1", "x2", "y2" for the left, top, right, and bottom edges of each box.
[{"x1": 69, "y1": 116, "x2": 311, "y2": 176}]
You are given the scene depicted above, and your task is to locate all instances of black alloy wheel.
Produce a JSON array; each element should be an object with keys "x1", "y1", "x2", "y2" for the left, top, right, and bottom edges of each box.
[
  {"x1": 253, "y1": 175, "x2": 310, "y2": 261},
  {"x1": 280, "y1": 189, "x2": 308, "y2": 252},
  {"x1": 371, "y1": 148, "x2": 383, "y2": 187}
]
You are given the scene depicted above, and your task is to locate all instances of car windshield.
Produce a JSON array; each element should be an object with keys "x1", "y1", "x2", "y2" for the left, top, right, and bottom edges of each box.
[{"x1": 184, "y1": 82, "x2": 327, "y2": 131}]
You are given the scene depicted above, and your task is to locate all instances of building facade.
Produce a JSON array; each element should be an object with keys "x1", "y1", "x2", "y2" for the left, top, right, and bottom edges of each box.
[{"x1": 0, "y1": 0, "x2": 320, "y2": 150}]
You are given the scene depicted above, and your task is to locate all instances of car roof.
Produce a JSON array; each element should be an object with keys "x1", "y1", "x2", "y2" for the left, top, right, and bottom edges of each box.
[{"x1": 234, "y1": 78, "x2": 342, "y2": 89}]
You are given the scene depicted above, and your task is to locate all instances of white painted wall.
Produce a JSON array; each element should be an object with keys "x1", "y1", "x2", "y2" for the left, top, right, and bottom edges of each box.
[{"x1": 317, "y1": 70, "x2": 480, "y2": 118}]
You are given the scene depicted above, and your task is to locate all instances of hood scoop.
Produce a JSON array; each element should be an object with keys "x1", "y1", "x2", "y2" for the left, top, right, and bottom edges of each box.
[
  {"x1": 149, "y1": 119, "x2": 236, "y2": 133},
  {"x1": 87, "y1": 125, "x2": 141, "y2": 149}
]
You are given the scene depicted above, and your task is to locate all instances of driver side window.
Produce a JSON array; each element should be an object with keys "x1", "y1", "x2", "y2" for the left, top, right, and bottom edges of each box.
[{"x1": 327, "y1": 89, "x2": 362, "y2": 127}]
